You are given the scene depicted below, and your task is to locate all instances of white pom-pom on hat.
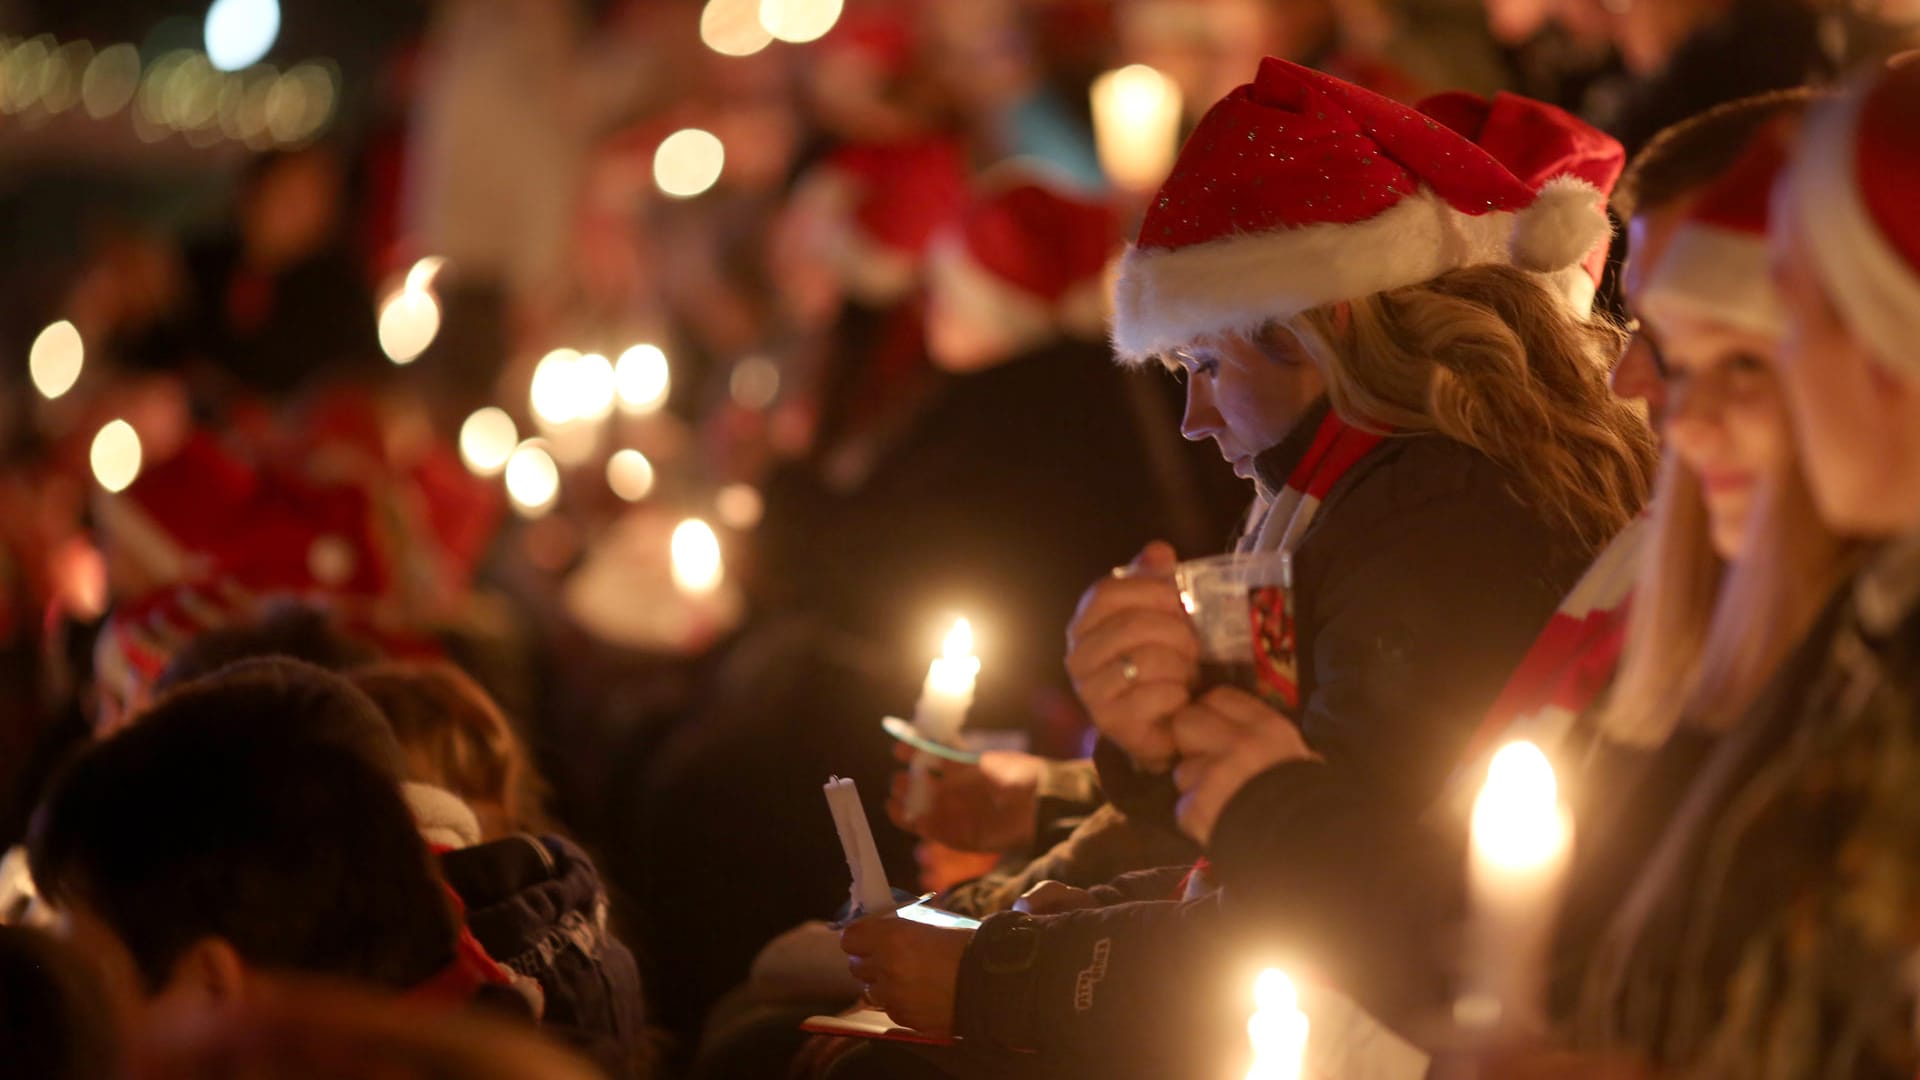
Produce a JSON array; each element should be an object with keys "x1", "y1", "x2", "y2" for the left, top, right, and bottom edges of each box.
[{"x1": 1510, "y1": 176, "x2": 1612, "y2": 274}]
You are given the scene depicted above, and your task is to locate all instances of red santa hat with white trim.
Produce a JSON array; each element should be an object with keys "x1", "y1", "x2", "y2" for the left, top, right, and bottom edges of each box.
[
  {"x1": 1111, "y1": 57, "x2": 1613, "y2": 363},
  {"x1": 925, "y1": 170, "x2": 1120, "y2": 367},
  {"x1": 1776, "y1": 58, "x2": 1920, "y2": 377},
  {"x1": 1418, "y1": 90, "x2": 1626, "y2": 316},
  {"x1": 791, "y1": 137, "x2": 971, "y2": 306},
  {"x1": 1643, "y1": 126, "x2": 1789, "y2": 338}
]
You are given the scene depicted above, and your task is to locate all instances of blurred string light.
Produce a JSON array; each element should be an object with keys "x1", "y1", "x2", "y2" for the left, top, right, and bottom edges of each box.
[
  {"x1": 653, "y1": 128, "x2": 725, "y2": 199},
  {"x1": 729, "y1": 355, "x2": 781, "y2": 410},
  {"x1": 758, "y1": 0, "x2": 844, "y2": 44},
  {"x1": 606, "y1": 449, "x2": 656, "y2": 502},
  {"x1": 716, "y1": 483, "x2": 765, "y2": 530},
  {"x1": 615, "y1": 344, "x2": 671, "y2": 414},
  {"x1": 671, "y1": 518, "x2": 725, "y2": 596},
  {"x1": 90, "y1": 419, "x2": 142, "y2": 493},
  {"x1": 29, "y1": 319, "x2": 84, "y2": 399},
  {"x1": 204, "y1": 0, "x2": 280, "y2": 72},
  {"x1": 459, "y1": 407, "x2": 518, "y2": 477},
  {"x1": 701, "y1": 0, "x2": 773, "y2": 57},
  {"x1": 81, "y1": 43, "x2": 141, "y2": 118},
  {"x1": 0, "y1": 33, "x2": 332, "y2": 146},
  {"x1": 505, "y1": 441, "x2": 561, "y2": 516},
  {"x1": 0, "y1": 36, "x2": 52, "y2": 115},
  {"x1": 40, "y1": 40, "x2": 91, "y2": 115},
  {"x1": 377, "y1": 256, "x2": 446, "y2": 365}
]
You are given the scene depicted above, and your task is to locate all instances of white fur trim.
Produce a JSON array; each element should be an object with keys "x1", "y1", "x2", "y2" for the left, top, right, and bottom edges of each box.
[
  {"x1": 402, "y1": 782, "x2": 483, "y2": 850},
  {"x1": 1643, "y1": 224, "x2": 1782, "y2": 339},
  {"x1": 839, "y1": 228, "x2": 921, "y2": 307},
  {"x1": 1783, "y1": 86, "x2": 1920, "y2": 379},
  {"x1": 1510, "y1": 176, "x2": 1612, "y2": 275},
  {"x1": 93, "y1": 492, "x2": 196, "y2": 586},
  {"x1": 1114, "y1": 189, "x2": 1523, "y2": 363},
  {"x1": 925, "y1": 236, "x2": 1057, "y2": 370}
]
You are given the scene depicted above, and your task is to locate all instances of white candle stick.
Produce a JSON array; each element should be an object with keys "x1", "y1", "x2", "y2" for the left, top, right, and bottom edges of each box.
[
  {"x1": 904, "y1": 618, "x2": 980, "y2": 820},
  {"x1": 1462, "y1": 741, "x2": 1573, "y2": 1034},
  {"x1": 825, "y1": 776, "x2": 895, "y2": 917},
  {"x1": 1247, "y1": 968, "x2": 1309, "y2": 1080}
]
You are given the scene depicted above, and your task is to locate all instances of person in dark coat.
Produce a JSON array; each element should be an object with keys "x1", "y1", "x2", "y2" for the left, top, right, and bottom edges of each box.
[
  {"x1": 349, "y1": 661, "x2": 647, "y2": 1078},
  {"x1": 827, "y1": 60, "x2": 1656, "y2": 1079}
]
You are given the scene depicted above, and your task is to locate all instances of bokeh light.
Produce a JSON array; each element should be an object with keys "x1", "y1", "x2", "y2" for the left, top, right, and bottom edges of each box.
[
  {"x1": 377, "y1": 289, "x2": 440, "y2": 364},
  {"x1": 29, "y1": 319, "x2": 84, "y2": 399},
  {"x1": 653, "y1": 128, "x2": 725, "y2": 199},
  {"x1": 758, "y1": 0, "x2": 845, "y2": 44},
  {"x1": 505, "y1": 441, "x2": 561, "y2": 516},
  {"x1": 575, "y1": 353, "x2": 618, "y2": 422},
  {"x1": 90, "y1": 420, "x2": 143, "y2": 493},
  {"x1": 701, "y1": 0, "x2": 774, "y2": 57},
  {"x1": 671, "y1": 518, "x2": 724, "y2": 595},
  {"x1": 607, "y1": 449, "x2": 657, "y2": 502},
  {"x1": 41, "y1": 40, "x2": 91, "y2": 115},
  {"x1": 204, "y1": 0, "x2": 281, "y2": 73},
  {"x1": 530, "y1": 348, "x2": 584, "y2": 425},
  {"x1": 729, "y1": 355, "x2": 781, "y2": 410},
  {"x1": 716, "y1": 483, "x2": 765, "y2": 530},
  {"x1": 81, "y1": 43, "x2": 141, "y2": 118},
  {"x1": 459, "y1": 408, "x2": 518, "y2": 477},
  {"x1": 3, "y1": 37, "x2": 52, "y2": 116},
  {"x1": 615, "y1": 344, "x2": 671, "y2": 414}
]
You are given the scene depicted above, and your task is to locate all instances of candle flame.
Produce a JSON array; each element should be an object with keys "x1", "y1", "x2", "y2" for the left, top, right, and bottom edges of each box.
[
  {"x1": 1471, "y1": 741, "x2": 1570, "y2": 870},
  {"x1": 1254, "y1": 969, "x2": 1297, "y2": 1014},
  {"x1": 1090, "y1": 63, "x2": 1184, "y2": 193},
  {"x1": 942, "y1": 617, "x2": 974, "y2": 660},
  {"x1": 1247, "y1": 967, "x2": 1308, "y2": 1080},
  {"x1": 671, "y1": 518, "x2": 724, "y2": 596}
]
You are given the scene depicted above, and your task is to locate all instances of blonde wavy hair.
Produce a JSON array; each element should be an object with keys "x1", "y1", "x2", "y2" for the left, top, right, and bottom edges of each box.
[
  {"x1": 1596, "y1": 446, "x2": 1856, "y2": 746},
  {"x1": 1289, "y1": 263, "x2": 1659, "y2": 554}
]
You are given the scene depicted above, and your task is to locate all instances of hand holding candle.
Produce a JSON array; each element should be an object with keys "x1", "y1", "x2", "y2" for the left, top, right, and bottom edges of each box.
[
  {"x1": 1462, "y1": 741, "x2": 1573, "y2": 1035},
  {"x1": 903, "y1": 618, "x2": 980, "y2": 821}
]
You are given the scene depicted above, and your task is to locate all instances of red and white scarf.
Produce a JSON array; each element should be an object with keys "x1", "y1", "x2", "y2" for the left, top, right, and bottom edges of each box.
[
  {"x1": 1238, "y1": 410, "x2": 1389, "y2": 557},
  {"x1": 1456, "y1": 514, "x2": 1647, "y2": 769}
]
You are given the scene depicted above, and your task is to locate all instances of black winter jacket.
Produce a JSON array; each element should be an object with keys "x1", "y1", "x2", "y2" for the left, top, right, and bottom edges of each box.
[
  {"x1": 950, "y1": 423, "x2": 1595, "y2": 1075},
  {"x1": 441, "y1": 834, "x2": 646, "y2": 1078}
]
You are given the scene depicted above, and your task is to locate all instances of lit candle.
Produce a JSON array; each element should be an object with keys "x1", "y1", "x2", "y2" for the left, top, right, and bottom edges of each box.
[
  {"x1": 1090, "y1": 64, "x2": 1184, "y2": 195},
  {"x1": 1462, "y1": 741, "x2": 1573, "y2": 1034},
  {"x1": 903, "y1": 618, "x2": 980, "y2": 821},
  {"x1": 671, "y1": 518, "x2": 725, "y2": 597},
  {"x1": 824, "y1": 775, "x2": 895, "y2": 917},
  {"x1": 1247, "y1": 968, "x2": 1309, "y2": 1080}
]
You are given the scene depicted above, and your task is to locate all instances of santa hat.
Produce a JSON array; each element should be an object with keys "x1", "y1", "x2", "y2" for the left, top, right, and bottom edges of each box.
[
  {"x1": 1418, "y1": 90, "x2": 1626, "y2": 315},
  {"x1": 1643, "y1": 127, "x2": 1789, "y2": 338},
  {"x1": 93, "y1": 578, "x2": 256, "y2": 709},
  {"x1": 795, "y1": 137, "x2": 970, "y2": 306},
  {"x1": 93, "y1": 432, "x2": 257, "y2": 589},
  {"x1": 1111, "y1": 57, "x2": 1612, "y2": 363},
  {"x1": 1778, "y1": 59, "x2": 1920, "y2": 378},
  {"x1": 925, "y1": 171, "x2": 1120, "y2": 355}
]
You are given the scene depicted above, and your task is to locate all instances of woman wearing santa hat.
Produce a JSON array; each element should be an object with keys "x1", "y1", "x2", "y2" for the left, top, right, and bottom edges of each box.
[{"x1": 833, "y1": 59, "x2": 1655, "y2": 1078}]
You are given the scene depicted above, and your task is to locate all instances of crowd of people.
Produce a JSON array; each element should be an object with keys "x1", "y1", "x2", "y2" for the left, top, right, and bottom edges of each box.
[{"x1": 5, "y1": 0, "x2": 1920, "y2": 1077}]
